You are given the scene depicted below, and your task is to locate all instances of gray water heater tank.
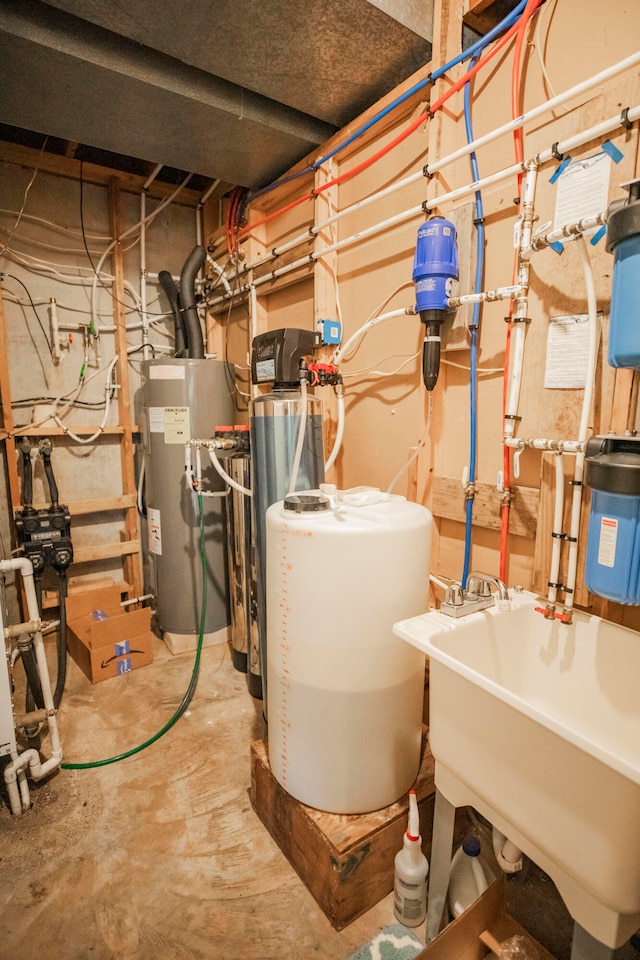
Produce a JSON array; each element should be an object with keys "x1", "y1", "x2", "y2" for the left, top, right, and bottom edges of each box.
[{"x1": 142, "y1": 358, "x2": 235, "y2": 646}]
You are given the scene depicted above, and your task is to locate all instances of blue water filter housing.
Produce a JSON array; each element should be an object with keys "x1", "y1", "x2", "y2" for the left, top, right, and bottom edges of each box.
[
  {"x1": 584, "y1": 435, "x2": 640, "y2": 605},
  {"x1": 606, "y1": 179, "x2": 640, "y2": 368}
]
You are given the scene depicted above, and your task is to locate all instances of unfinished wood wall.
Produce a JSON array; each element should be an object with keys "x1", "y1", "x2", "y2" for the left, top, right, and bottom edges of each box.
[{"x1": 210, "y1": 0, "x2": 640, "y2": 629}]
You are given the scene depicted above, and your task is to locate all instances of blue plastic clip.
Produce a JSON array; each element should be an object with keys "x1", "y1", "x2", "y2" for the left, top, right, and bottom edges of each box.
[
  {"x1": 601, "y1": 140, "x2": 623, "y2": 164},
  {"x1": 590, "y1": 225, "x2": 607, "y2": 247},
  {"x1": 550, "y1": 241, "x2": 564, "y2": 255},
  {"x1": 549, "y1": 156, "x2": 571, "y2": 185}
]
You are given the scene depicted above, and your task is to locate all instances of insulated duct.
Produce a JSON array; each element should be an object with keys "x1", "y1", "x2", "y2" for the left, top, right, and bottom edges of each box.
[{"x1": 179, "y1": 245, "x2": 206, "y2": 359}]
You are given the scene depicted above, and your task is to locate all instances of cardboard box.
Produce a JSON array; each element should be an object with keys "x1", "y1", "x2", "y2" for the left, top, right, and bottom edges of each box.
[
  {"x1": 67, "y1": 584, "x2": 153, "y2": 683},
  {"x1": 414, "y1": 877, "x2": 557, "y2": 960}
]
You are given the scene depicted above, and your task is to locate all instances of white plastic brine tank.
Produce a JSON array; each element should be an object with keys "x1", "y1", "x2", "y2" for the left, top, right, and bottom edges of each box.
[{"x1": 266, "y1": 486, "x2": 432, "y2": 814}]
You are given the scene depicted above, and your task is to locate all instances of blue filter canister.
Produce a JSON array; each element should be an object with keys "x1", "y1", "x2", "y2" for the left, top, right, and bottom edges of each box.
[
  {"x1": 584, "y1": 435, "x2": 640, "y2": 605},
  {"x1": 606, "y1": 179, "x2": 640, "y2": 368}
]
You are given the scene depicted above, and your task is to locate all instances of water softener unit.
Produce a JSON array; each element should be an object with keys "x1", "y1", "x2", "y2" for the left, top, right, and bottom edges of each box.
[
  {"x1": 142, "y1": 358, "x2": 235, "y2": 646},
  {"x1": 585, "y1": 435, "x2": 640, "y2": 605},
  {"x1": 249, "y1": 328, "x2": 325, "y2": 700},
  {"x1": 606, "y1": 178, "x2": 640, "y2": 368}
]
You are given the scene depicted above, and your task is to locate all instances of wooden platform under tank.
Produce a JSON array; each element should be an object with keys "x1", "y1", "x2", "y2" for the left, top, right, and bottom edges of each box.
[{"x1": 250, "y1": 733, "x2": 439, "y2": 930}]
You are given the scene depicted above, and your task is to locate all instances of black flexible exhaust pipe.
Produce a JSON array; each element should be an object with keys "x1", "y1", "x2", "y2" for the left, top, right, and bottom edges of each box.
[
  {"x1": 159, "y1": 270, "x2": 187, "y2": 358},
  {"x1": 179, "y1": 245, "x2": 206, "y2": 360}
]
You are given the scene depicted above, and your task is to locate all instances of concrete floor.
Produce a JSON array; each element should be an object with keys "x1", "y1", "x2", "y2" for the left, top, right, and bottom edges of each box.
[{"x1": 1, "y1": 634, "x2": 639, "y2": 960}]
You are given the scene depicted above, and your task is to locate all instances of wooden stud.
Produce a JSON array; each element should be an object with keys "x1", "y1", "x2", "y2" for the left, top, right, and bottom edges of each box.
[{"x1": 108, "y1": 178, "x2": 143, "y2": 598}]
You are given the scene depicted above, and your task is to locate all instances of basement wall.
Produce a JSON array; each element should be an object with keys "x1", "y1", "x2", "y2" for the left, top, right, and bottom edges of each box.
[{"x1": 210, "y1": 0, "x2": 640, "y2": 628}]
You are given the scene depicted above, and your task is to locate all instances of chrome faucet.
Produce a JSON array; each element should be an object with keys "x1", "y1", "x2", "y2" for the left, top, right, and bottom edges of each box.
[
  {"x1": 440, "y1": 571, "x2": 510, "y2": 618},
  {"x1": 467, "y1": 571, "x2": 510, "y2": 602}
]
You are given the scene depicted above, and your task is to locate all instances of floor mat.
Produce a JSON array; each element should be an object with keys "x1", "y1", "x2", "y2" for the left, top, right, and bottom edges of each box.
[{"x1": 346, "y1": 924, "x2": 424, "y2": 960}]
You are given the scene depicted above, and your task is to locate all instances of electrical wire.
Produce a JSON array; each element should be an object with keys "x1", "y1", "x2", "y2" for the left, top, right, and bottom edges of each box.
[
  {"x1": 0, "y1": 137, "x2": 48, "y2": 257},
  {"x1": 1, "y1": 273, "x2": 53, "y2": 358},
  {"x1": 61, "y1": 492, "x2": 208, "y2": 769}
]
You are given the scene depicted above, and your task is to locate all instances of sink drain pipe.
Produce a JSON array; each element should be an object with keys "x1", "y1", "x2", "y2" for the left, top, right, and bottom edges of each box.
[{"x1": 492, "y1": 826, "x2": 524, "y2": 873}]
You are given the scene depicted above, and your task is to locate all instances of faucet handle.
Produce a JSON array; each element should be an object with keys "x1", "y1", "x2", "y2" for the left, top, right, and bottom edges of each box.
[
  {"x1": 467, "y1": 575, "x2": 490, "y2": 598},
  {"x1": 445, "y1": 582, "x2": 464, "y2": 606}
]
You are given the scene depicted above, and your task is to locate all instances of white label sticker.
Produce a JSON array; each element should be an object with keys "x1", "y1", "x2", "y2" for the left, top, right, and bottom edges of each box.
[
  {"x1": 149, "y1": 365, "x2": 185, "y2": 380},
  {"x1": 164, "y1": 407, "x2": 190, "y2": 444},
  {"x1": 148, "y1": 406, "x2": 165, "y2": 433},
  {"x1": 597, "y1": 516, "x2": 618, "y2": 568},
  {"x1": 148, "y1": 507, "x2": 162, "y2": 556}
]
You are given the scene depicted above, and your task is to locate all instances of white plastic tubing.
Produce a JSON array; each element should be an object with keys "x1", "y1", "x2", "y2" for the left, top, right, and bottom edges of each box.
[
  {"x1": 207, "y1": 52, "x2": 640, "y2": 308},
  {"x1": 1, "y1": 557, "x2": 62, "y2": 816},
  {"x1": 563, "y1": 236, "x2": 599, "y2": 617}
]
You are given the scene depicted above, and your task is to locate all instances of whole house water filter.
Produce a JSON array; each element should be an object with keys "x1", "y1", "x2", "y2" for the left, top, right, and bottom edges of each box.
[
  {"x1": 584, "y1": 435, "x2": 640, "y2": 605},
  {"x1": 606, "y1": 178, "x2": 640, "y2": 368},
  {"x1": 249, "y1": 328, "x2": 324, "y2": 701},
  {"x1": 412, "y1": 217, "x2": 459, "y2": 390}
]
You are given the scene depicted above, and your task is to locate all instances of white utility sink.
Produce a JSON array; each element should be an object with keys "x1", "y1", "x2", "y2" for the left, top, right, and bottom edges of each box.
[{"x1": 393, "y1": 589, "x2": 640, "y2": 949}]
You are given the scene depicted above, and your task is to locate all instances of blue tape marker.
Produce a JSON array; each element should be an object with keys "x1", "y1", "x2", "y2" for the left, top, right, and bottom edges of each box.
[
  {"x1": 590, "y1": 225, "x2": 607, "y2": 246},
  {"x1": 117, "y1": 658, "x2": 132, "y2": 675},
  {"x1": 601, "y1": 140, "x2": 623, "y2": 164},
  {"x1": 549, "y1": 156, "x2": 571, "y2": 185},
  {"x1": 550, "y1": 241, "x2": 564, "y2": 254},
  {"x1": 115, "y1": 639, "x2": 130, "y2": 656}
]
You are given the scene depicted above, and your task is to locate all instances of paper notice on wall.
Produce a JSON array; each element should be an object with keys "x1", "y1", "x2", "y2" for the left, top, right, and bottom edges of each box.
[
  {"x1": 553, "y1": 152, "x2": 611, "y2": 231},
  {"x1": 544, "y1": 314, "x2": 594, "y2": 388}
]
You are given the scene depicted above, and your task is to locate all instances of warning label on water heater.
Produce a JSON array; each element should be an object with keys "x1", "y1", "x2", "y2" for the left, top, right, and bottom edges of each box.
[
  {"x1": 597, "y1": 517, "x2": 617, "y2": 568},
  {"x1": 163, "y1": 407, "x2": 190, "y2": 444},
  {"x1": 148, "y1": 507, "x2": 162, "y2": 556}
]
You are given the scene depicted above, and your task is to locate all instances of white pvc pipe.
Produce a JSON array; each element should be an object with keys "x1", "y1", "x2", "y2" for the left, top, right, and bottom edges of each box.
[
  {"x1": 492, "y1": 826, "x2": 524, "y2": 874},
  {"x1": 236, "y1": 53, "x2": 640, "y2": 275},
  {"x1": 288, "y1": 378, "x2": 308, "y2": 495},
  {"x1": 563, "y1": 237, "x2": 599, "y2": 617},
  {"x1": 547, "y1": 453, "x2": 566, "y2": 612},
  {"x1": 530, "y1": 212, "x2": 606, "y2": 254},
  {"x1": 139, "y1": 190, "x2": 152, "y2": 361},
  {"x1": 504, "y1": 162, "x2": 539, "y2": 439},
  {"x1": 324, "y1": 390, "x2": 345, "y2": 473},
  {"x1": 447, "y1": 284, "x2": 521, "y2": 308},
  {"x1": 208, "y1": 104, "x2": 640, "y2": 313},
  {"x1": 0, "y1": 557, "x2": 62, "y2": 763},
  {"x1": 54, "y1": 354, "x2": 119, "y2": 444},
  {"x1": 505, "y1": 436, "x2": 585, "y2": 453}
]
